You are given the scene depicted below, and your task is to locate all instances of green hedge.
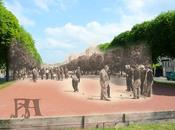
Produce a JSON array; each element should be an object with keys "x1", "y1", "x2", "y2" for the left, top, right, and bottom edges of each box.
[{"x1": 99, "y1": 10, "x2": 175, "y2": 63}]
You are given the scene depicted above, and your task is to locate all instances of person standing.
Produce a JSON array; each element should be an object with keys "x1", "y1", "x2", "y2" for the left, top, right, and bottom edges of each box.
[
  {"x1": 60, "y1": 67, "x2": 64, "y2": 80},
  {"x1": 71, "y1": 73, "x2": 79, "y2": 92},
  {"x1": 133, "y1": 65, "x2": 141, "y2": 99},
  {"x1": 45, "y1": 68, "x2": 49, "y2": 80},
  {"x1": 75, "y1": 66, "x2": 81, "y2": 82},
  {"x1": 40, "y1": 68, "x2": 45, "y2": 80},
  {"x1": 32, "y1": 68, "x2": 37, "y2": 82},
  {"x1": 107, "y1": 69, "x2": 111, "y2": 98},
  {"x1": 56, "y1": 67, "x2": 61, "y2": 80},
  {"x1": 125, "y1": 65, "x2": 133, "y2": 92},
  {"x1": 100, "y1": 65, "x2": 110, "y2": 101},
  {"x1": 50, "y1": 68, "x2": 54, "y2": 80},
  {"x1": 64, "y1": 67, "x2": 69, "y2": 79},
  {"x1": 144, "y1": 66, "x2": 154, "y2": 97},
  {"x1": 140, "y1": 65, "x2": 146, "y2": 95}
]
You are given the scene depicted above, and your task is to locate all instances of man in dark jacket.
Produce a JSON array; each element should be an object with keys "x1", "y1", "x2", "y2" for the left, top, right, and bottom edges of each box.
[{"x1": 75, "y1": 66, "x2": 81, "y2": 82}]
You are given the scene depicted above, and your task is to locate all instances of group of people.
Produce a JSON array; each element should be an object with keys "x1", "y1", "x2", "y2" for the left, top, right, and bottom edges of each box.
[
  {"x1": 32, "y1": 66, "x2": 82, "y2": 93},
  {"x1": 32, "y1": 66, "x2": 69, "y2": 82},
  {"x1": 30, "y1": 63, "x2": 153, "y2": 101},
  {"x1": 13, "y1": 69, "x2": 27, "y2": 80},
  {"x1": 125, "y1": 64, "x2": 153, "y2": 99},
  {"x1": 99, "y1": 64, "x2": 153, "y2": 101}
]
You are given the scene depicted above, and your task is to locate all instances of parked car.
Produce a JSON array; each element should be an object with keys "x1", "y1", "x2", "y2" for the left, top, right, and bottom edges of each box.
[{"x1": 166, "y1": 71, "x2": 175, "y2": 81}]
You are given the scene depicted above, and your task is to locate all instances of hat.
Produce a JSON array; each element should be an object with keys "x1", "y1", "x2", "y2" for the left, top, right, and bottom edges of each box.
[{"x1": 139, "y1": 64, "x2": 145, "y2": 69}]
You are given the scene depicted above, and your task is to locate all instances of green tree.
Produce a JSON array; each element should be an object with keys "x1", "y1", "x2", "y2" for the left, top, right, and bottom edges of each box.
[
  {"x1": 99, "y1": 10, "x2": 175, "y2": 63},
  {"x1": 0, "y1": 2, "x2": 42, "y2": 80}
]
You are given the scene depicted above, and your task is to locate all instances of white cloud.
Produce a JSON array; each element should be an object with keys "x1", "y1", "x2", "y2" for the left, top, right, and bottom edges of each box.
[
  {"x1": 102, "y1": 0, "x2": 158, "y2": 33},
  {"x1": 45, "y1": 22, "x2": 124, "y2": 47},
  {"x1": 36, "y1": 21, "x2": 124, "y2": 63},
  {"x1": 124, "y1": 0, "x2": 145, "y2": 13},
  {"x1": 6, "y1": 0, "x2": 175, "y2": 64},
  {"x1": 43, "y1": 19, "x2": 148, "y2": 63},
  {"x1": 46, "y1": 38, "x2": 75, "y2": 48},
  {"x1": 5, "y1": 1, "x2": 35, "y2": 26},
  {"x1": 119, "y1": 0, "x2": 175, "y2": 29},
  {"x1": 34, "y1": 0, "x2": 52, "y2": 12},
  {"x1": 43, "y1": 0, "x2": 175, "y2": 63},
  {"x1": 34, "y1": 0, "x2": 77, "y2": 12}
]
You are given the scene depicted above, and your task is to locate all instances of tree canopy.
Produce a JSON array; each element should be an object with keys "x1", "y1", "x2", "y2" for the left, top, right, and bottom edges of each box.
[
  {"x1": 99, "y1": 10, "x2": 175, "y2": 63},
  {"x1": 0, "y1": 2, "x2": 42, "y2": 80}
]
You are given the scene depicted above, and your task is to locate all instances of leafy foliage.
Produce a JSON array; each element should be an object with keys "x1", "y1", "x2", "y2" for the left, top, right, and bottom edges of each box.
[
  {"x1": 0, "y1": 3, "x2": 20, "y2": 69},
  {"x1": 97, "y1": 42, "x2": 110, "y2": 52},
  {"x1": 101, "y1": 10, "x2": 175, "y2": 63},
  {"x1": 18, "y1": 27, "x2": 42, "y2": 64},
  {"x1": 0, "y1": 2, "x2": 42, "y2": 80}
]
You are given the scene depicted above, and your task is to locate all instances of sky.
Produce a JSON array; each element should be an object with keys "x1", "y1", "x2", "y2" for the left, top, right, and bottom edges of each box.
[{"x1": 4, "y1": 0, "x2": 175, "y2": 64}]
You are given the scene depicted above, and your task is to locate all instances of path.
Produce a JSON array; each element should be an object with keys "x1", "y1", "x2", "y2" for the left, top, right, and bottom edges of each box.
[{"x1": 0, "y1": 76, "x2": 175, "y2": 118}]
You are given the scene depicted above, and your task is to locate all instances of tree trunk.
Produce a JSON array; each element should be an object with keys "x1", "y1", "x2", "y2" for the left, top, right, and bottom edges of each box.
[
  {"x1": 5, "y1": 46, "x2": 9, "y2": 81},
  {"x1": 5, "y1": 63, "x2": 9, "y2": 81}
]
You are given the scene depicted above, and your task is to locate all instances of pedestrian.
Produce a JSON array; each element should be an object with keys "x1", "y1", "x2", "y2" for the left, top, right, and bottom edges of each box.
[
  {"x1": 133, "y1": 65, "x2": 141, "y2": 99},
  {"x1": 32, "y1": 68, "x2": 37, "y2": 82},
  {"x1": 56, "y1": 67, "x2": 61, "y2": 80},
  {"x1": 60, "y1": 67, "x2": 64, "y2": 80},
  {"x1": 99, "y1": 65, "x2": 110, "y2": 101},
  {"x1": 40, "y1": 68, "x2": 45, "y2": 80},
  {"x1": 144, "y1": 66, "x2": 154, "y2": 97},
  {"x1": 45, "y1": 68, "x2": 49, "y2": 80},
  {"x1": 125, "y1": 65, "x2": 133, "y2": 92},
  {"x1": 50, "y1": 68, "x2": 54, "y2": 80},
  {"x1": 64, "y1": 67, "x2": 69, "y2": 79},
  {"x1": 71, "y1": 73, "x2": 79, "y2": 92},
  {"x1": 75, "y1": 66, "x2": 81, "y2": 82},
  {"x1": 107, "y1": 69, "x2": 111, "y2": 98},
  {"x1": 140, "y1": 65, "x2": 146, "y2": 95}
]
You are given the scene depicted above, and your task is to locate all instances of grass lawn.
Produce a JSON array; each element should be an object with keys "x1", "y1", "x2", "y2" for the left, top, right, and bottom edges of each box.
[
  {"x1": 77, "y1": 122, "x2": 175, "y2": 130},
  {"x1": 115, "y1": 123, "x2": 175, "y2": 130},
  {"x1": 0, "y1": 80, "x2": 14, "y2": 90}
]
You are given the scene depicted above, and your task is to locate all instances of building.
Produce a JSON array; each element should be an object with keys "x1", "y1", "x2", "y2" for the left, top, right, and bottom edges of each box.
[
  {"x1": 85, "y1": 46, "x2": 101, "y2": 56},
  {"x1": 161, "y1": 57, "x2": 175, "y2": 76}
]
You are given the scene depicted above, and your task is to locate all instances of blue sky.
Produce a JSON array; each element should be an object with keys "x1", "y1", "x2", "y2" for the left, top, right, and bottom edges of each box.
[{"x1": 4, "y1": 0, "x2": 175, "y2": 64}]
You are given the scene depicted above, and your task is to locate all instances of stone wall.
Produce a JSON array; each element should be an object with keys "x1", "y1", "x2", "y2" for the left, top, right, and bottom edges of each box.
[{"x1": 0, "y1": 110, "x2": 175, "y2": 130}]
